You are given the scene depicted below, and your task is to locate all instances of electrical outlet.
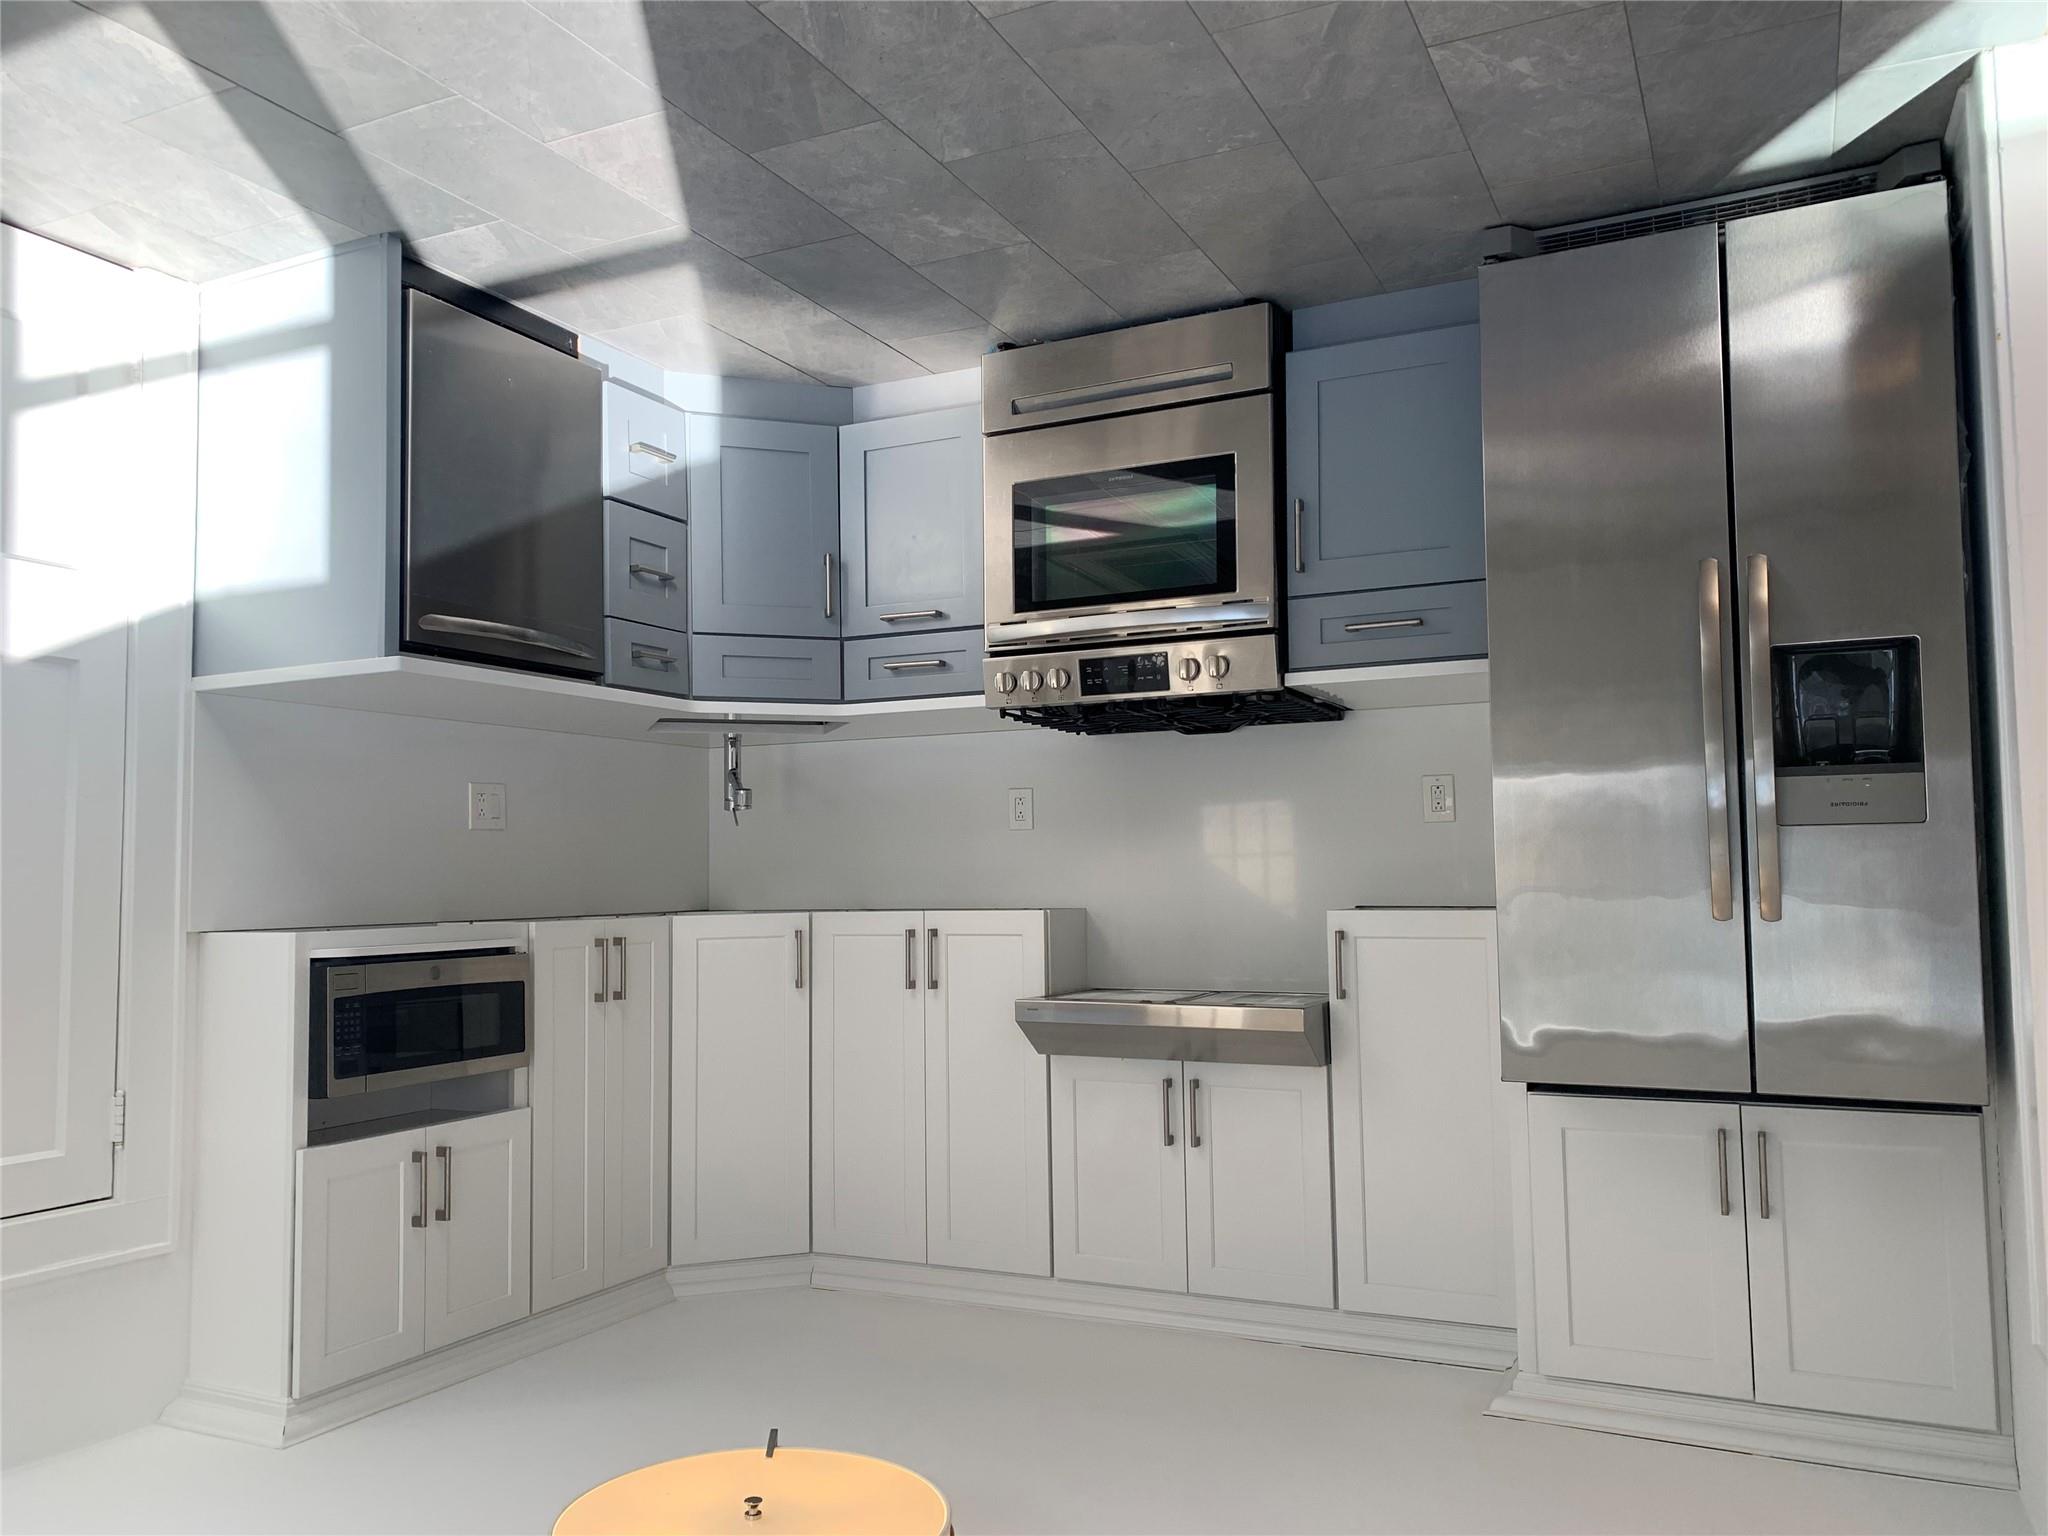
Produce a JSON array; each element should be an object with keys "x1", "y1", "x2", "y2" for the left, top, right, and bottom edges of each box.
[
  {"x1": 1422, "y1": 774, "x2": 1455, "y2": 823},
  {"x1": 1007, "y1": 787, "x2": 1034, "y2": 831},
  {"x1": 468, "y1": 781, "x2": 507, "y2": 831}
]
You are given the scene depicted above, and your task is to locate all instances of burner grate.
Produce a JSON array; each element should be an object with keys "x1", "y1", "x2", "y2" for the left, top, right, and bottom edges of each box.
[{"x1": 1002, "y1": 688, "x2": 1346, "y2": 736}]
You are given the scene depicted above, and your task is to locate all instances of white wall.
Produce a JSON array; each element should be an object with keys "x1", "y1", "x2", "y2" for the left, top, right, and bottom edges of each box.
[
  {"x1": 189, "y1": 699, "x2": 711, "y2": 932},
  {"x1": 708, "y1": 703, "x2": 1493, "y2": 991}
]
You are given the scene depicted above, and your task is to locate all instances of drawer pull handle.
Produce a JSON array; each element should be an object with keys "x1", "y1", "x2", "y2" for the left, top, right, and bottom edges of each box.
[
  {"x1": 627, "y1": 563, "x2": 676, "y2": 584},
  {"x1": 878, "y1": 609, "x2": 946, "y2": 623},
  {"x1": 630, "y1": 644, "x2": 677, "y2": 668},
  {"x1": 628, "y1": 440, "x2": 676, "y2": 464},
  {"x1": 880, "y1": 658, "x2": 946, "y2": 672},
  {"x1": 1341, "y1": 616, "x2": 1426, "y2": 633}
]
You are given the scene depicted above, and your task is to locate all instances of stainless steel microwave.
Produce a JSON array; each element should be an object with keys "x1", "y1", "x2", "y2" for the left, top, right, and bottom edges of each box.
[{"x1": 309, "y1": 949, "x2": 530, "y2": 1098}]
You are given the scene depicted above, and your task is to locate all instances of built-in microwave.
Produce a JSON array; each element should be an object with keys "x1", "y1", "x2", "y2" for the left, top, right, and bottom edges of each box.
[{"x1": 309, "y1": 949, "x2": 530, "y2": 1099}]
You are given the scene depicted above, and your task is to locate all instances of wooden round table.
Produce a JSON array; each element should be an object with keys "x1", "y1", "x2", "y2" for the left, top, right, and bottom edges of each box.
[{"x1": 553, "y1": 1447, "x2": 951, "y2": 1536}]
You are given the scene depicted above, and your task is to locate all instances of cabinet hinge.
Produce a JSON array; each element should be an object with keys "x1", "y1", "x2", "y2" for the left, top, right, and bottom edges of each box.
[{"x1": 108, "y1": 1090, "x2": 127, "y2": 1148}]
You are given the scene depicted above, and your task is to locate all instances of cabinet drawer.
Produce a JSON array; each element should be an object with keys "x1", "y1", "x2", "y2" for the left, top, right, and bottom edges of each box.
[
  {"x1": 1288, "y1": 581, "x2": 1485, "y2": 670},
  {"x1": 691, "y1": 634, "x2": 841, "y2": 702},
  {"x1": 602, "y1": 382, "x2": 686, "y2": 520},
  {"x1": 605, "y1": 618, "x2": 690, "y2": 696},
  {"x1": 604, "y1": 501, "x2": 689, "y2": 631},
  {"x1": 842, "y1": 630, "x2": 982, "y2": 701}
]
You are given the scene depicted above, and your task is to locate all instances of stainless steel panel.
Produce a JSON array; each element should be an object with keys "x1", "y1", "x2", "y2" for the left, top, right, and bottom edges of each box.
[
  {"x1": 982, "y1": 632, "x2": 1280, "y2": 709},
  {"x1": 980, "y1": 303, "x2": 1275, "y2": 434},
  {"x1": 1727, "y1": 186, "x2": 1986, "y2": 1104},
  {"x1": 1015, "y1": 988, "x2": 1329, "y2": 1067},
  {"x1": 1482, "y1": 225, "x2": 1751, "y2": 1094}
]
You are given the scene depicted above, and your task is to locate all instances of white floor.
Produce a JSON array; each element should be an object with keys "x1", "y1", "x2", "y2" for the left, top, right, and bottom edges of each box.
[{"x1": 0, "y1": 1285, "x2": 2030, "y2": 1536}]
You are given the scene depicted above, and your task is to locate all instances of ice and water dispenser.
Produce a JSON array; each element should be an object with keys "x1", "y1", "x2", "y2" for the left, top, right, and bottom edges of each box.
[{"x1": 1770, "y1": 637, "x2": 1927, "y2": 825}]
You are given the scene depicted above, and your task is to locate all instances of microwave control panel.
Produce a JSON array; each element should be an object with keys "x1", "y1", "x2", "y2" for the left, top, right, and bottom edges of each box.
[{"x1": 330, "y1": 996, "x2": 366, "y2": 1079}]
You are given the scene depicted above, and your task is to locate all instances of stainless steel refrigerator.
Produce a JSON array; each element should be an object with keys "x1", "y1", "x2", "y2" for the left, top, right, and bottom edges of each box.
[{"x1": 1482, "y1": 183, "x2": 1987, "y2": 1106}]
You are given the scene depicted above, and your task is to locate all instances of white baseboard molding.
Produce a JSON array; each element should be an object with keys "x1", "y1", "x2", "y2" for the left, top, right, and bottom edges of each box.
[
  {"x1": 162, "y1": 1271, "x2": 675, "y2": 1448},
  {"x1": 1488, "y1": 1370, "x2": 2019, "y2": 1490},
  {"x1": 808, "y1": 1256, "x2": 1518, "y2": 1370},
  {"x1": 665, "y1": 1254, "x2": 814, "y2": 1296}
]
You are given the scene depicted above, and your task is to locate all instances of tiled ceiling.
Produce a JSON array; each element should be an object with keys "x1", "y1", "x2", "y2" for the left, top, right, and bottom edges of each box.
[{"x1": 3, "y1": 0, "x2": 2042, "y2": 385}]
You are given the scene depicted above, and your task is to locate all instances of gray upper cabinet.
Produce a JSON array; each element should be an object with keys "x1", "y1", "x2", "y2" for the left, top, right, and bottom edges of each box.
[
  {"x1": 603, "y1": 500, "x2": 688, "y2": 633},
  {"x1": 603, "y1": 381, "x2": 688, "y2": 521},
  {"x1": 687, "y1": 414, "x2": 840, "y2": 640},
  {"x1": 838, "y1": 406, "x2": 983, "y2": 639},
  {"x1": 1284, "y1": 326, "x2": 1483, "y2": 597}
]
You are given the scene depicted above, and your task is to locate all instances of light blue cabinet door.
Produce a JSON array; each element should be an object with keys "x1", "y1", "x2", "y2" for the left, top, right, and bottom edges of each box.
[
  {"x1": 687, "y1": 415, "x2": 839, "y2": 639},
  {"x1": 1287, "y1": 581, "x2": 1486, "y2": 670},
  {"x1": 1285, "y1": 326, "x2": 1483, "y2": 596},
  {"x1": 838, "y1": 406, "x2": 983, "y2": 639},
  {"x1": 603, "y1": 382, "x2": 687, "y2": 520},
  {"x1": 691, "y1": 634, "x2": 841, "y2": 702}
]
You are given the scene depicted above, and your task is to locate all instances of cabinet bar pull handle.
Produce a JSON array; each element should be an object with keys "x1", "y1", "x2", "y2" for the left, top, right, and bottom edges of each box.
[
  {"x1": 411, "y1": 1149, "x2": 428, "y2": 1228},
  {"x1": 1699, "y1": 558, "x2": 1736, "y2": 921},
  {"x1": 627, "y1": 563, "x2": 676, "y2": 584},
  {"x1": 878, "y1": 609, "x2": 945, "y2": 623},
  {"x1": 1746, "y1": 554, "x2": 1781, "y2": 922},
  {"x1": 1341, "y1": 617, "x2": 1425, "y2": 633},
  {"x1": 1292, "y1": 497, "x2": 1305, "y2": 574},
  {"x1": 628, "y1": 440, "x2": 676, "y2": 464},
  {"x1": 435, "y1": 1145, "x2": 452, "y2": 1222},
  {"x1": 1332, "y1": 929, "x2": 1346, "y2": 1000},
  {"x1": 1716, "y1": 1127, "x2": 1730, "y2": 1216},
  {"x1": 612, "y1": 935, "x2": 625, "y2": 1001},
  {"x1": 880, "y1": 658, "x2": 945, "y2": 672},
  {"x1": 794, "y1": 928, "x2": 805, "y2": 991},
  {"x1": 1756, "y1": 1129, "x2": 1771, "y2": 1219},
  {"x1": 1162, "y1": 1077, "x2": 1176, "y2": 1147},
  {"x1": 824, "y1": 553, "x2": 835, "y2": 620},
  {"x1": 904, "y1": 928, "x2": 917, "y2": 990},
  {"x1": 1189, "y1": 1078, "x2": 1202, "y2": 1149},
  {"x1": 630, "y1": 644, "x2": 677, "y2": 668},
  {"x1": 926, "y1": 927, "x2": 938, "y2": 989},
  {"x1": 593, "y1": 935, "x2": 606, "y2": 1003}
]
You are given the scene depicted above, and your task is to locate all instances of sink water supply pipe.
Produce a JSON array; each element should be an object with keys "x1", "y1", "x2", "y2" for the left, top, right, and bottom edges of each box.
[{"x1": 723, "y1": 732, "x2": 753, "y2": 824}]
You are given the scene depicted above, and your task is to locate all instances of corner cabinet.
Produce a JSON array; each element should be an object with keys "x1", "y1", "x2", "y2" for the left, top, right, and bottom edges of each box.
[
  {"x1": 686, "y1": 414, "x2": 840, "y2": 645},
  {"x1": 838, "y1": 406, "x2": 983, "y2": 643}
]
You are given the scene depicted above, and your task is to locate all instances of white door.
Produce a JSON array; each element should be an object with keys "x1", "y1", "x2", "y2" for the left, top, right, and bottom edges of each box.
[
  {"x1": 530, "y1": 919, "x2": 607, "y2": 1311},
  {"x1": 1744, "y1": 1105, "x2": 1997, "y2": 1430},
  {"x1": 603, "y1": 918, "x2": 671, "y2": 1288},
  {"x1": 424, "y1": 1109, "x2": 532, "y2": 1352},
  {"x1": 672, "y1": 914, "x2": 811, "y2": 1265},
  {"x1": 1528, "y1": 1094, "x2": 1753, "y2": 1398},
  {"x1": 925, "y1": 911, "x2": 1051, "y2": 1277},
  {"x1": 1329, "y1": 911, "x2": 1516, "y2": 1325},
  {"x1": 1051, "y1": 1057, "x2": 1187, "y2": 1293},
  {"x1": 812, "y1": 912, "x2": 926, "y2": 1262},
  {"x1": 294, "y1": 1128, "x2": 425, "y2": 1397},
  {"x1": 1185, "y1": 1063, "x2": 1334, "y2": 1307},
  {"x1": 0, "y1": 557, "x2": 127, "y2": 1218}
]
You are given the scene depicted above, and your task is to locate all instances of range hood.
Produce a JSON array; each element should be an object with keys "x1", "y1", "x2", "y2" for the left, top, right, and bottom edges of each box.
[{"x1": 1014, "y1": 988, "x2": 1330, "y2": 1067}]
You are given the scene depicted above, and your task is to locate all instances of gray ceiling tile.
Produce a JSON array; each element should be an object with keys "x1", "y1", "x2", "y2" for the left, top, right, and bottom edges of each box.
[
  {"x1": 991, "y1": 2, "x2": 1272, "y2": 171},
  {"x1": 41, "y1": 200, "x2": 247, "y2": 281},
  {"x1": 218, "y1": 208, "x2": 363, "y2": 265},
  {"x1": 751, "y1": 233, "x2": 983, "y2": 341},
  {"x1": 1191, "y1": 2, "x2": 1323, "y2": 33},
  {"x1": 947, "y1": 131, "x2": 1191, "y2": 277},
  {"x1": 973, "y1": 1, "x2": 1045, "y2": 15},
  {"x1": 1406, "y1": 0, "x2": 1601, "y2": 46},
  {"x1": 134, "y1": 86, "x2": 493, "y2": 243},
  {"x1": 1077, "y1": 249, "x2": 1243, "y2": 323},
  {"x1": 1624, "y1": 1, "x2": 1837, "y2": 58},
  {"x1": 1488, "y1": 155, "x2": 1658, "y2": 226},
  {"x1": 760, "y1": 1, "x2": 1079, "y2": 162},
  {"x1": 0, "y1": 157, "x2": 99, "y2": 228},
  {"x1": 347, "y1": 95, "x2": 669, "y2": 252},
  {"x1": 551, "y1": 108, "x2": 848, "y2": 257},
  {"x1": 1638, "y1": 12, "x2": 1840, "y2": 198},
  {"x1": 1316, "y1": 149, "x2": 1499, "y2": 290},
  {"x1": 756, "y1": 120, "x2": 1025, "y2": 267},
  {"x1": 532, "y1": 0, "x2": 879, "y2": 154},
  {"x1": 1831, "y1": 48, "x2": 1974, "y2": 157},
  {"x1": 591, "y1": 314, "x2": 815, "y2": 382},
  {"x1": 1216, "y1": 2, "x2": 1464, "y2": 180},
  {"x1": 916, "y1": 242, "x2": 1117, "y2": 342},
  {"x1": 1256, "y1": 252, "x2": 1383, "y2": 308},
  {"x1": 1837, "y1": 0, "x2": 2046, "y2": 77},
  {"x1": 890, "y1": 324, "x2": 1008, "y2": 372},
  {"x1": 0, "y1": 1, "x2": 228, "y2": 121},
  {"x1": 408, "y1": 219, "x2": 565, "y2": 288},
  {"x1": 328, "y1": 1, "x2": 659, "y2": 144},
  {"x1": 81, "y1": 1, "x2": 448, "y2": 132},
  {"x1": 1135, "y1": 140, "x2": 1357, "y2": 295},
  {"x1": 1428, "y1": 3, "x2": 1651, "y2": 186}
]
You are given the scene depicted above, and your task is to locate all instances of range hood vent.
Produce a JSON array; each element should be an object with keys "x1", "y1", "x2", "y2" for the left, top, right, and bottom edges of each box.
[{"x1": 1001, "y1": 687, "x2": 1344, "y2": 736}]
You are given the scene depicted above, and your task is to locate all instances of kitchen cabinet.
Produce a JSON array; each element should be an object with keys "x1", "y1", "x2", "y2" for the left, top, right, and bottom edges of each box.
[
  {"x1": 604, "y1": 500, "x2": 689, "y2": 635},
  {"x1": 603, "y1": 381, "x2": 687, "y2": 521},
  {"x1": 838, "y1": 406, "x2": 983, "y2": 639},
  {"x1": 1283, "y1": 326, "x2": 1483, "y2": 598},
  {"x1": 687, "y1": 414, "x2": 841, "y2": 642},
  {"x1": 841, "y1": 630, "x2": 983, "y2": 702},
  {"x1": 1287, "y1": 583, "x2": 1486, "y2": 673},
  {"x1": 530, "y1": 917, "x2": 670, "y2": 1311},
  {"x1": 605, "y1": 618, "x2": 691, "y2": 697},
  {"x1": 671, "y1": 914, "x2": 812, "y2": 1266},
  {"x1": 293, "y1": 1108, "x2": 531, "y2": 1397},
  {"x1": 1051, "y1": 1057, "x2": 1188, "y2": 1294},
  {"x1": 690, "y1": 634, "x2": 841, "y2": 703},
  {"x1": 1328, "y1": 911, "x2": 1515, "y2": 1327}
]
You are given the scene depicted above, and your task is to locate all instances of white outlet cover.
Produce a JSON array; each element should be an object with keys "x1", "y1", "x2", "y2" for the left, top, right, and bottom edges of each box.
[
  {"x1": 469, "y1": 781, "x2": 507, "y2": 831},
  {"x1": 1007, "y1": 787, "x2": 1034, "y2": 831},
  {"x1": 1422, "y1": 774, "x2": 1455, "y2": 823}
]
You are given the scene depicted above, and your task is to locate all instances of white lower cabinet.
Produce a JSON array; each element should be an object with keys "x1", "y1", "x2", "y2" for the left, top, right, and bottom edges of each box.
[
  {"x1": 671, "y1": 914, "x2": 811, "y2": 1264},
  {"x1": 294, "y1": 1108, "x2": 531, "y2": 1398},
  {"x1": 1528, "y1": 1093, "x2": 1997, "y2": 1430},
  {"x1": 1052, "y1": 1059, "x2": 1331, "y2": 1305},
  {"x1": 602, "y1": 919, "x2": 671, "y2": 1289}
]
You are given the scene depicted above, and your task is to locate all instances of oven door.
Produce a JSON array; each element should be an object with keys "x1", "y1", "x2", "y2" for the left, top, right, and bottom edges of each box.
[
  {"x1": 321, "y1": 951, "x2": 531, "y2": 1097},
  {"x1": 983, "y1": 394, "x2": 1275, "y2": 648}
]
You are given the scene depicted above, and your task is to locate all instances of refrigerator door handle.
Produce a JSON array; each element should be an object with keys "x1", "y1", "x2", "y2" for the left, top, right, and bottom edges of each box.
[
  {"x1": 1698, "y1": 558, "x2": 1736, "y2": 922},
  {"x1": 1745, "y1": 553, "x2": 1782, "y2": 921}
]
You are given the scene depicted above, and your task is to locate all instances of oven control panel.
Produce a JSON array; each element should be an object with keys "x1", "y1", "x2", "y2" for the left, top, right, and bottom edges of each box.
[{"x1": 984, "y1": 634, "x2": 1281, "y2": 709}]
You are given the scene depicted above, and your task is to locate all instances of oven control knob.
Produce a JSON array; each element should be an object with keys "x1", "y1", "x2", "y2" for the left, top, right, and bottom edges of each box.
[
  {"x1": 1207, "y1": 653, "x2": 1230, "y2": 680},
  {"x1": 1176, "y1": 656, "x2": 1203, "y2": 683},
  {"x1": 994, "y1": 670, "x2": 1019, "y2": 695},
  {"x1": 1048, "y1": 666, "x2": 1072, "y2": 691},
  {"x1": 1023, "y1": 669, "x2": 1046, "y2": 693}
]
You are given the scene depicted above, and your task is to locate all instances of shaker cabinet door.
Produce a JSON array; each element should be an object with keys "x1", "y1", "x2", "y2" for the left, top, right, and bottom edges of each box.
[
  {"x1": 423, "y1": 1109, "x2": 532, "y2": 1353},
  {"x1": 839, "y1": 406, "x2": 982, "y2": 638},
  {"x1": 603, "y1": 381, "x2": 687, "y2": 520},
  {"x1": 294, "y1": 1128, "x2": 426, "y2": 1398},
  {"x1": 530, "y1": 919, "x2": 608, "y2": 1312},
  {"x1": 1051, "y1": 1058, "x2": 1187, "y2": 1294},
  {"x1": 688, "y1": 415, "x2": 840, "y2": 639},
  {"x1": 603, "y1": 918, "x2": 671, "y2": 1289},
  {"x1": 1184, "y1": 1063, "x2": 1332, "y2": 1308}
]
